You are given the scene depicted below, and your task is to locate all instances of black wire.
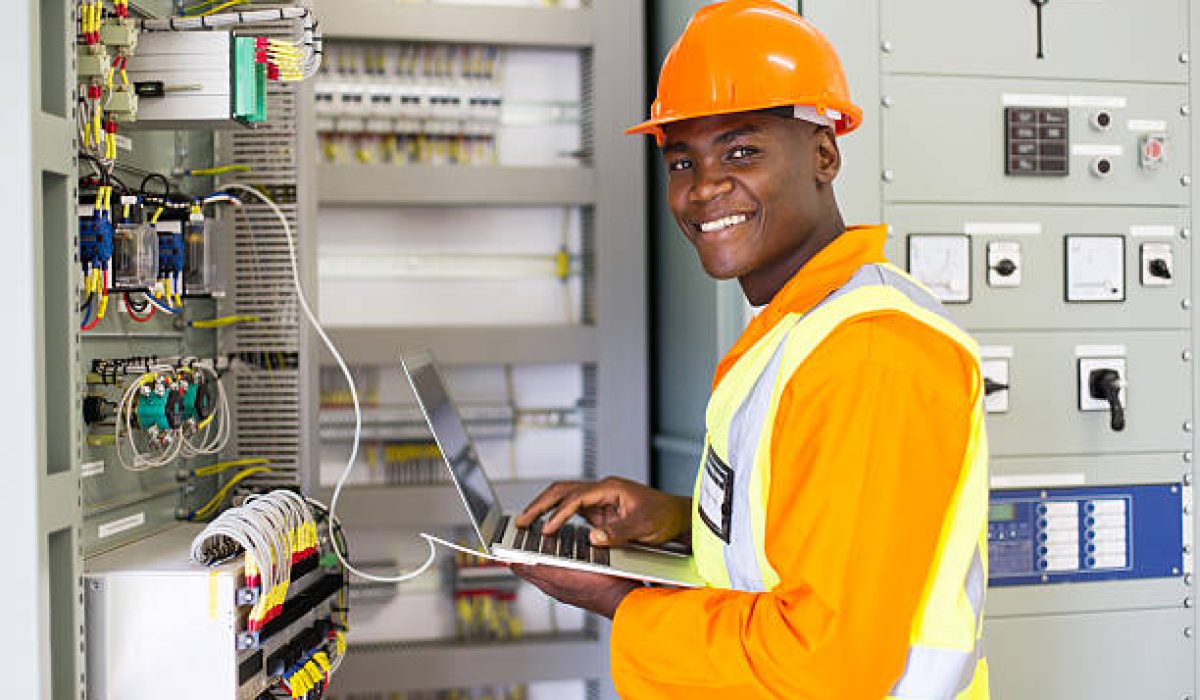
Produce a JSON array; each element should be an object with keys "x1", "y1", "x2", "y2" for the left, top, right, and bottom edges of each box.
[
  {"x1": 139, "y1": 172, "x2": 171, "y2": 200},
  {"x1": 125, "y1": 292, "x2": 150, "y2": 313},
  {"x1": 79, "y1": 291, "x2": 95, "y2": 313}
]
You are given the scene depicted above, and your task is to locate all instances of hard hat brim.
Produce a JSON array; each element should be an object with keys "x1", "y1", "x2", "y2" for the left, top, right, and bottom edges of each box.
[{"x1": 626, "y1": 101, "x2": 863, "y2": 144}]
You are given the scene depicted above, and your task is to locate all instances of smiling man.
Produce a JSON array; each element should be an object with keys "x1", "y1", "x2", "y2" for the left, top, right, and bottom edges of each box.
[{"x1": 512, "y1": 2, "x2": 991, "y2": 698}]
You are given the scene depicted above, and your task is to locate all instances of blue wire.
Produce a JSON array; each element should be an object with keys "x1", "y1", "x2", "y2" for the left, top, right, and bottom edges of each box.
[{"x1": 80, "y1": 296, "x2": 94, "y2": 329}]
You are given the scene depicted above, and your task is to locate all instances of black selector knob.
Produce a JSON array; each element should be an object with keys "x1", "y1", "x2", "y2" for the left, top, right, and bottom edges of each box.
[
  {"x1": 992, "y1": 259, "x2": 1018, "y2": 277},
  {"x1": 1149, "y1": 258, "x2": 1172, "y2": 280},
  {"x1": 984, "y1": 378, "x2": 1010, "y2": 396},
  {"x1": 82, "y1": 396, "x2": 111, "y2": 425},
  {"x1": 1088, "y1": 368, "x2": 1125, "y2": 432}
]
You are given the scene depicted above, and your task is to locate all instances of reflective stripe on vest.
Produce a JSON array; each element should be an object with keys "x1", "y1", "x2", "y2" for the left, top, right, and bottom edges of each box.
[{"x1": 693, "y1": 261, "x2": 990, "y2": 700}]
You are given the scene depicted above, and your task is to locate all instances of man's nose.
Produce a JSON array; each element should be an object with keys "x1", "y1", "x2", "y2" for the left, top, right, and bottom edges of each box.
[{"x1": 690, "y1": 162, "x2": 733, "y2": 203}]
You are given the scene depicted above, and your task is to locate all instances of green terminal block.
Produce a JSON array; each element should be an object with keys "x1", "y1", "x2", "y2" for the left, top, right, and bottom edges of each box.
[
  {"x1": 77, "y1": 44, "x2": 110, "y2": 79},
  {"x1": 233, "y1": 37, "x2": 267, "y2": 124},
  {"x1": 99, "y1": 18, "x2": 138, "y2": 52}
]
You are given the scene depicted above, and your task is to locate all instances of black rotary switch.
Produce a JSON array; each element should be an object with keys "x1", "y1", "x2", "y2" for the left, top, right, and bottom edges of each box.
[
  {"x1": 1149, "y1": 258, "x2": 1172, "y2": 280},
  {"x1": 992, "y1": 259, "x2": 1018, "y2": 277},
  {"x1": 1088, "y1": 368, "x2": 1125, "y2": 432},
  {"x1": 984, "y1": 377, "x2": 1010, "y2": 396}
]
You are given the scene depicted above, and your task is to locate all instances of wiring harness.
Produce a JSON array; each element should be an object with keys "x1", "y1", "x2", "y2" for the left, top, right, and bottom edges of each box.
[
  {"x1": 113, "y1": 358, "x2": 231, "y2": 471},
  {"x1": 191, "y1": 490, "x2": 349, "y2": 698}
]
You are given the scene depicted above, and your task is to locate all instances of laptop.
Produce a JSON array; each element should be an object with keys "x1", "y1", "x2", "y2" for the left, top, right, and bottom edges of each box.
[{"x1": 402, "y1": 351, "x2": 704, "y2": 588}]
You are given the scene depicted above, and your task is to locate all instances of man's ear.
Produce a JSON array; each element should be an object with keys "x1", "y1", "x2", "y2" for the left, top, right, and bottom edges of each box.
[{"x1": 813, "y1": 127, "x2": 841, "y2": 185}]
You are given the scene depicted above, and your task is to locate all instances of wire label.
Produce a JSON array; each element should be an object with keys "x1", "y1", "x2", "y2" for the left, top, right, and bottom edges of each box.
[
  {"x1": 98, "y1": 511, "x2": 145, "y2": 539},
  {"x1": 81, "y1": 460, "x2": 105, "y2": 478}
]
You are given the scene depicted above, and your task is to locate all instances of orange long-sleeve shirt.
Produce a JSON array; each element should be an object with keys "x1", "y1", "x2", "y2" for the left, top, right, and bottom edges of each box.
[{"x1": 611, "y1": 226, "x2": 979, "y2": 699}]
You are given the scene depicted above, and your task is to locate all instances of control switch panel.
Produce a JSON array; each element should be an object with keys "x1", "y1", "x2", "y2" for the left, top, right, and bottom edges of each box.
[
  {"x1": 1005, "y1": 107, "x2": 1069, "y2": 176},
  {"x1": 1078, "y1": 357, "x2": 1126, "y2": 432},
  {"x1": 1140, "y1": 242, "x2": 1174, "y2": 287},
  {"x1": 1065, "y1": 235, "x2": 1125, "y2": 302},
  {"x1": 907, "y1": 234, "x2": 971, "y2": 303},
  {"x1": 986, "y1": 240, "x2": 1022, "y2": 288},
  {"x1": 981, "y1": 358, "x2": 1010, "y2": 414}
]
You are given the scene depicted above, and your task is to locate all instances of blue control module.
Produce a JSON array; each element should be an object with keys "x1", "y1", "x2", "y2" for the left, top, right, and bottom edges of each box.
[{"x1": 988, "y1": 484, "x2": 1184, "y2": 586}]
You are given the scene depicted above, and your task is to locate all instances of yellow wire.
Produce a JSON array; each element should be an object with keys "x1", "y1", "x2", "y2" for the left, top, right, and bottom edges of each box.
[
  {"x1": 190, "y1": 315, "x2": 260, "y2": 329},
  {"x1": 182, "y1": 0, "x2": 244, "y2": 15},
  {"x1": 193, "y1": 457, "x2": 269, "y2": 477},
  {"x1": 193, "y1": 466, "x2": 273, "y2": 520},
  {"x1": 195, "y1": 0, "x2": 247, "y2": 16},
  {"x1": 187, "y1": 165, "x2": 251, "y2": 177},
  {"x1": 150, "y1": 207, "x2": 164, "y2": 224}
]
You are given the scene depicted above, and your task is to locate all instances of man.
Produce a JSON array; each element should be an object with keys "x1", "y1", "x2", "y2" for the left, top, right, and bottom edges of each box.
[{"x1": 513, "y1": 2, "x2": 990, "y2": 698}]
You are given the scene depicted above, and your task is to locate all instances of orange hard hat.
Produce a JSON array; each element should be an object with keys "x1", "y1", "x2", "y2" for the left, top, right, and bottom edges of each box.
[{"x1": 627, "y1": 0, "x2": 862, "y2": 144}]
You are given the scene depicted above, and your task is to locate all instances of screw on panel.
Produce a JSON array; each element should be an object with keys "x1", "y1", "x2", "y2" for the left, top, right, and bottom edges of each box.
[
  {"x1": 1185, "y1": 573, "x2": 1194, "y2": 586},
  {"x1": 1185, "y1": 626, "x2": 1194, "y2": 638},
  {"x1": 1185, "y1": 473, "x2": 1194, "y2": 486},
  {"x1": 881, "y1": 95, "x2": 894, "y2": 108},
  {"x1": 1183, "y1": 228, "x2": 1192, "y2": 241},
  {"x1": 881, "y1": 40, "x2": 894, "y2": 53},
  {"x1": 1185, "y1": 350, "x2": 1194, "y2": 362},
  {"x1": 1186, "y1": 597, "x2": 1193, "y2": 608},
  {"x1": 1187, "y1": 421, "x2": 1195, "y2": 433},
  {"x1": 882, "y1": 170, "x2": 895, "y2": 183},
  {"x1": 1182, "y1": 175, "x2": 1193, "y2": 187},
  {"x1": 1186, "y1": 451, "x2": 1194, "y2": 463},
  {"x1": 1183, "y1": 105, "x2": 1192, "y2": 117},
  {"x1": 1184, "y1": 299, "x2": 1193, "y2": 310},
  {"x1": 1181, "y1": 52, "x2": 1191, "y2": 64}
]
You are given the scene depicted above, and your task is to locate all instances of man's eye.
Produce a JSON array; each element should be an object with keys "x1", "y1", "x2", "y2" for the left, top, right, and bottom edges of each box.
[
  {"x1": 729, "y1": 146, "x2": 757, "y2": 160},
  {"x1": 668, "y1": 159, "x2": 692, "y2": 172}
]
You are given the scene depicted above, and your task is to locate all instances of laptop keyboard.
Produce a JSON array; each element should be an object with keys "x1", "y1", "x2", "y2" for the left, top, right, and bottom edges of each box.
[{"x1": 507, "y1": 518, "x2": 610, "y2": 567}]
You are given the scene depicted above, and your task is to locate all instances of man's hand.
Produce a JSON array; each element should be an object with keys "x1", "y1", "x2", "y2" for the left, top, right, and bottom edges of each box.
[
  {"x1": 516, "y1": 476, "x2": 691, "y2": 547},
  {"x1": 511, "y1": 564, "x2": 641, "y2": 619}
]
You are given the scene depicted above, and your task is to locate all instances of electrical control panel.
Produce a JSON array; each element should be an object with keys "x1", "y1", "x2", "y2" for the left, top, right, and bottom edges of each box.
[
  {"x1": 988, "y1": 484, "x2": 1185, "y2": 586},
  {"x1": 804, "y1": 0, "x2": 1199, "y2": 696}
]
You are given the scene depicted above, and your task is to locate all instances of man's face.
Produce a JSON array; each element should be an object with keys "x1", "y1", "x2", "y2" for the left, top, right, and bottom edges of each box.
[{"x1": 661, "y1": 111, "x2": 828, "y2": 283}]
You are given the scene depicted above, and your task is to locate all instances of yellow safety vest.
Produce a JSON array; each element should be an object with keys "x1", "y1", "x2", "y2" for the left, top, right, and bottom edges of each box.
[{"x1": 692, "y1": 262, "x2": 990, "y2": 699}]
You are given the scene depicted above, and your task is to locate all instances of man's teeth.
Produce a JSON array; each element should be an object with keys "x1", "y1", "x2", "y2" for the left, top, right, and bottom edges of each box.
[{"x1": 699, "y1": 214, "x2": 748, "y2": 233}]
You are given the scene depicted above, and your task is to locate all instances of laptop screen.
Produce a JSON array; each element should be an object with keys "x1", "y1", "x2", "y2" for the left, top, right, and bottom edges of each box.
[{"x1": 403, "y1": 352, "x2": 501, "y2": 542}]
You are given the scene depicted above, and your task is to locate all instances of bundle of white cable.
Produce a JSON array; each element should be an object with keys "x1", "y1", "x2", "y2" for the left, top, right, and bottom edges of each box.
[
  {"x1": 114, "y1": 364, "x2": 185, "y2": 471},
  {"x1": 180, "y1": 361, "x2": 232, "y2": 458},
  {"x1": 191, "y1": 489, "x2": 318, "y2": 594}
]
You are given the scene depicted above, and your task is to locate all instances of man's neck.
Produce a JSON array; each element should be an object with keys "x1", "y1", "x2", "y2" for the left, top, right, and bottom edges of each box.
[{"x1": 738, "y1": 213, "x2": 846, "y2": 306}]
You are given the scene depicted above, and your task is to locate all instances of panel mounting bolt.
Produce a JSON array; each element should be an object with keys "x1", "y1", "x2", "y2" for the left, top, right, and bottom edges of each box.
[
  {"x1": 1185, "y1": 626, "x2": 1194, "y2": 638},
  {"x1": 1183, "y1": 298, "x2": 1193, "y2": 310},
  {"x1": 1186, "y1": 421, "x2": 1195, "y2": 433},
  {"x1": 881, "y1": 95, "x2": 894, "y2": 108},
  {"x1": 1184, "y1": 350, "x2": 1193, "y2": 362},
  {"x1": 881, "y1": 40, "x2": 894, "y2": 53},
  {"x1": 882, "y1": 169, "x2": 895, "y2": 183},
  {"x1": 1185, "y1": 451, "x2": 1194, "y2": 463},
  {"x1": 1183, "y1": 228, "x2": 1192, "y2": 241},
  {"x1": 1186, "y1": 597, "x2": 1193, "y2": 608},
  {"x1": 1183, "y1": 175, "x2": 1193, "y2": 187},
  {"x1": 1186, "y1": 573, "x2": 1194, "y2": 586},
  {"x1": 1184, "y1": 473, "x2": 1193, "y2": 486},
  {"x1": 1181, "y1": 51, "x2": 1191, "y2": 64},
  {"x1": 1183, "y1": 105, "x2": 1192, "y2": 117}
]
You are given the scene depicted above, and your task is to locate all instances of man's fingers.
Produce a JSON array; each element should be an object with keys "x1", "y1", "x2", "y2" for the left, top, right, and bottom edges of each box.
[
  {"x1": 515, "y1": 482, "x2": 573, "y2": 527},
  {"x1": 542, "y1": 496, "x2": 585, "y2": 534}
]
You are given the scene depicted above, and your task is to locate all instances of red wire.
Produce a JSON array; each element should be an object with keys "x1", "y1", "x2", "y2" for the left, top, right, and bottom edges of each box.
[
  {"x1": 81, "y1": 306, "x2": 103, "y2": 332},
  {"x1": 124, "y1": 293, "x2": 155, "y2": 322}
]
